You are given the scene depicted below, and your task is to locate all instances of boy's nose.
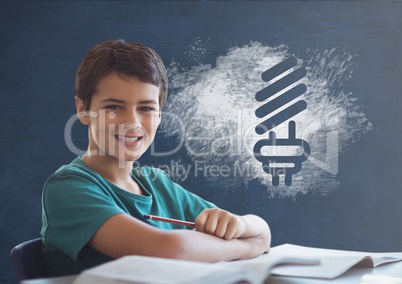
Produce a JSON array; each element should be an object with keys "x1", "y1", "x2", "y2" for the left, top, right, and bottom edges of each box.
[
  {"x1": 125, "y1": 121, "x2": 142, "y2": 130},
  {"x1": 124, "y1": 111, "x2": 142, "y2": 129}
]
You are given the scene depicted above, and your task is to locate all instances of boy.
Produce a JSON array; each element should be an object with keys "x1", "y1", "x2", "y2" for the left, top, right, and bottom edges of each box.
[{"x1": 41, "y1": 40, "x2": 271, "y2": 276}]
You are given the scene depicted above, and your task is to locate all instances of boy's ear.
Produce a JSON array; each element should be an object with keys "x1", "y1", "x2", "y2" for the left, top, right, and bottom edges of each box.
[{"x1": 75, "y1": 96, "x2": 90, "y2": 125}]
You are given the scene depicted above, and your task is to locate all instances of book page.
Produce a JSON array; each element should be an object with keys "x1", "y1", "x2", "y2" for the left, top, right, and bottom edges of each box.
[
  {"x1": 73, "y1": 255, "x2": 252, "y2": 284},
  {"x1": 221, "y1": 254, "x2": 320, "y2": 283},
  {"x1": 73, "y1": 251, "x2": 320, "y2": 284},
  {"x1": 270, "y1": 244, "x2": 402, "y2": 279}
]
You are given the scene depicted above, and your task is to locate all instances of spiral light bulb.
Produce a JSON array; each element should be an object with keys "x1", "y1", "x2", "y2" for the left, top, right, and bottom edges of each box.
[{"x1": 253, "y1": 57, "x2": 311, "y2": 186}]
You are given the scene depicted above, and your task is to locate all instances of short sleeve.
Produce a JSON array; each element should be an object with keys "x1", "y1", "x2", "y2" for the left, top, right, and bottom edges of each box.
[{"x1": 41, "y1": 171, "x2": 125, "y2": 261}]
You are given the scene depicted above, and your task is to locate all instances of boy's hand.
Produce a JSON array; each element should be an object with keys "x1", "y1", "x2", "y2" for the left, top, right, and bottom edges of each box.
[{"x1": 195, "y1": 208, "x2": 245, "y2": 240}]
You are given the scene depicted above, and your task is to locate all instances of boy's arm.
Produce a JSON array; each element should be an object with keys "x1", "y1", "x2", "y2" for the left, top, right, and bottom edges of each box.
[{"x1": 88, "y1": 213, "x2": 269, "y2": 262}]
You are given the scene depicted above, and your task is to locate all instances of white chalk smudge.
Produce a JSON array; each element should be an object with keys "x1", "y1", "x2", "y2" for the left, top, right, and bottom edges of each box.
[
  {"x1": 160, "y1": 41, "x2": 372, "y2": 197},
  {"x1": 184, "y1": 37, "x2": 214, "y2": 64}
]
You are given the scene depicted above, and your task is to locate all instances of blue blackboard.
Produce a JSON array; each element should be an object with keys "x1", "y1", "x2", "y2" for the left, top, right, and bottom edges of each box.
[{"x1": 1, "y1": 1, "x2": 402, "y2": 283}]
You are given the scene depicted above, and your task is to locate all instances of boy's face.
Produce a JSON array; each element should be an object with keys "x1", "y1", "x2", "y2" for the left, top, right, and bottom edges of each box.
[{"x1": 76, "y1": 72, "x2": 161, "y2": 163}]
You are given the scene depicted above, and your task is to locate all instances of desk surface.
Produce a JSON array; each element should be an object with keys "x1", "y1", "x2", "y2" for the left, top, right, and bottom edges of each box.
[{"x1": 22, "y1": 261, "x2": 402, "y2": 284}]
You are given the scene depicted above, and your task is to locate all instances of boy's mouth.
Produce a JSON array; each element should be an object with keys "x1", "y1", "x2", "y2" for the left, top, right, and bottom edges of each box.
[
  {"x1": 115, "y1": 135, "x2": 143, "y2": 146},
  {"x1": 115, "y1": 135, "x2": 140, "y2": 142}
]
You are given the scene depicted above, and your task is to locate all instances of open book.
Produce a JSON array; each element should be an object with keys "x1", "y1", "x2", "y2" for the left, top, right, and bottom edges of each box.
[
  {"x1": 270, "y1": 244, "x2": 402, "y2": 279},
  {"x1": 73, "y1": 254, "x2": 318, "y2": 284},
  {"x1": 73, "y1": 243, "x2": 402, "y2": 283}
]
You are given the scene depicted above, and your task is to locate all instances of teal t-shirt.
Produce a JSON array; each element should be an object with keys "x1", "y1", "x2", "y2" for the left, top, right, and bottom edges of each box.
[{"x1": 41, "y1": 157, "x2": 216, "y2": 276}]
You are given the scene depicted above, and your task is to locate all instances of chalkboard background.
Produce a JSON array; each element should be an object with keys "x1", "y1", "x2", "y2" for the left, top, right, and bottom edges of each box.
[{"x1": 1, "y1": 1, "x2": 402, "y2": 283}]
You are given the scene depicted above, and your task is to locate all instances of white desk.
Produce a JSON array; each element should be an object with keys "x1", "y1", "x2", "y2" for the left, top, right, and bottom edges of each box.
[{"x1": 22, "y1": 262, "x2": 402, "y2": 284}]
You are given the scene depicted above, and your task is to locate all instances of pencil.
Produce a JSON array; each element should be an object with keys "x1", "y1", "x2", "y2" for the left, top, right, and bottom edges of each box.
[{"x1": 143, "y1": 214, "x2": 195, "y2": 227}]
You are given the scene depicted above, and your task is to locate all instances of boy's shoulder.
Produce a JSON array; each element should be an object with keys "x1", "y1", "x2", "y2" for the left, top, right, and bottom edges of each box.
[
  {"x1": 54, "y1": 157, "x2": 90, "y2": 174},
  {"x1": 46, "y1": 157, "x2": 170, "y2": 185},
  {"x1": 44, "y1": 157, "x2": 99, "y2": 186}
]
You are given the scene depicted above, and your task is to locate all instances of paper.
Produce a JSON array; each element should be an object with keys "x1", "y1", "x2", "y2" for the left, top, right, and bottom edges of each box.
[
  {"x1": 73, "y1": 253, "x2": 318, "y2": 284},
  {"x1": 270, "y1": 244, "x2": 402, "y2": 279},
  {"x1": 74, "y1": 256, "x2": 241, "y2": 284},
  {"x1": 74, "y1": 243, "x2": 402, "y2": 283}
]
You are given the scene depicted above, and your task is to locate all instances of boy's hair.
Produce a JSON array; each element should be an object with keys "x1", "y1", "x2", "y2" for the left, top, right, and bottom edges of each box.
[{"x1": 75, "y1": 40, "x2": 168, "y2": 111}]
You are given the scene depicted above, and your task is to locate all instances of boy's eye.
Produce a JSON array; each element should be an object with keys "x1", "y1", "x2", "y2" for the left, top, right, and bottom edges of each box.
[
  {"x1": 105, "y1": 105, "x2": 122, "y2": 110},
  {"x1": 139, "y1": 106, "x2": 155, "y2": 112}
]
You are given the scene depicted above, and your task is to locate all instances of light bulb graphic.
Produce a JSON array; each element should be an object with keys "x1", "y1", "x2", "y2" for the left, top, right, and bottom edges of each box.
[{"x1": 253, "y1": 57, "x2": 311, "y2": 186}]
